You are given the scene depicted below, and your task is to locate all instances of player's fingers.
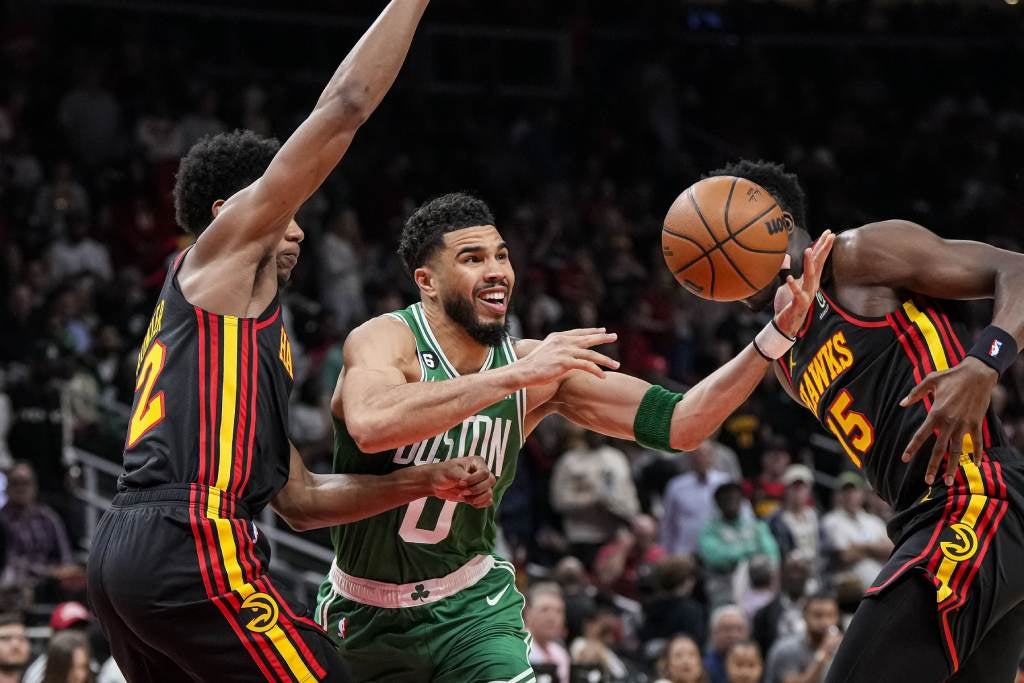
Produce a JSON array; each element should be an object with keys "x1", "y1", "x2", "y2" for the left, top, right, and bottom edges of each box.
[
  {"x1": 970, "y1": 426, "x2": 985, "y2": 466},
  {"x1": 572, "y1": 348, "x2": 620, "y2": 370},
  {"x1": 568, "y1": 359, "x2": 606, "y2": 379},
  {"x1": 572, "y1": 333, "x2": 619, "y2": 349},
  {"x1": 926, "y1": 425, "x2": 952, "y2": 486},
  {"x1": 463, "y1": 490, "x2": 494, "y2": 509},
  {"x1": 558, "y1": 327, "x2": 607, "y2": 337},
  {"x1": 462, "y1": 474, "x2": 496, "y2": 498},
  {"x1": 899, "y1": 375, "x2": 936, "y2": 407},
  {"x1": 460, "y1": 466, "x2": 491, "y2": 488},
  {"x1": 785, "y1": 274, "x2": 804, "y2": 301},
  {"x1": 902, "y1": 415, "x2": 935, "y2": 463}
]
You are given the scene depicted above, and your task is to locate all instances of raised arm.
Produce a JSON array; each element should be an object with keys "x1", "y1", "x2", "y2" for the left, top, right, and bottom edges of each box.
[
  {"x1": 548, "y1": 234, "x2": 835, "y2": 451},
  {"x1": 182, "y1": 0, "x2": 429, "y2": 313},
  {"x1": 270, "y1": 443, "x2": 495, "y2": 531},
  {"x1": 336, "y1": 316, "x2": 618, "y2": 453},
  {"x1": 835, "y1": 221, "x2": 1024, "y2": 484}
]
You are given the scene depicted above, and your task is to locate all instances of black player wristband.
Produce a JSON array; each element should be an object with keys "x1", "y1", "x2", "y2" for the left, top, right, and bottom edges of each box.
[{"x1": 967, "y1": 325, "x2": 1018, "y2": 376}]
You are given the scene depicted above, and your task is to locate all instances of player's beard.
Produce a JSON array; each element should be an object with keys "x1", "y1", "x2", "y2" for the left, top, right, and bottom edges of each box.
[{"x1": 443, "y1": 291, "x2": 509, "y2": 347}]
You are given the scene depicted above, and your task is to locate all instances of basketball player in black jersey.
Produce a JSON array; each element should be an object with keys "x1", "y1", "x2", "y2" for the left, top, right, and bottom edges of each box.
[
  {"x1": 705, "y1": 159, "x2": 1024, "y2": 682},
  {"x1": 85, "y1": 3, "x2": 499, "y2": 681}
]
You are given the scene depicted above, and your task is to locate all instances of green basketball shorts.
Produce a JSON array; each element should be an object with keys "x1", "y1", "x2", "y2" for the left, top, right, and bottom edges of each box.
[{"x1": 315, "y1": 555, "x2": 534, "y2": 683}]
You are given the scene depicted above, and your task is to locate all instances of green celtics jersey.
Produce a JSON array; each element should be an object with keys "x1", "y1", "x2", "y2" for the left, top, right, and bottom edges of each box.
[{"x1": 330, "y1": 302, "x2": 525, "y2": 584}]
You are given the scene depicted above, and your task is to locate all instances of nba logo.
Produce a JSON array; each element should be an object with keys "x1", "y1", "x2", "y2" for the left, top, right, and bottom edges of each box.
[
  {"x1": 338, "y1": 617, "x2": 348, "y2": 639},
  {"x1": 990, "y1": 340, "x2": 1003, "y2": 357}
]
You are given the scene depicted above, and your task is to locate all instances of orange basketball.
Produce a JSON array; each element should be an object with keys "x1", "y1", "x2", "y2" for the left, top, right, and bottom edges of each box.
[{"x1": 662, "y1": 176, "x2": 790, "y2": 301}]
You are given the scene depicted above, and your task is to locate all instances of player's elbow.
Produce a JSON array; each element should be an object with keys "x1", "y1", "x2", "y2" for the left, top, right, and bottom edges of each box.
[
  {"x1": 346, "y1": 414, "x2": 388, "y2": 454},
  {"x1": 322, "y1": 82, "x2": 371, "y2": 130}
]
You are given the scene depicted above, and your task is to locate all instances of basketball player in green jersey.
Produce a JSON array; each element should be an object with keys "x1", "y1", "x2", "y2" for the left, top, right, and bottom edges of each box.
[{"x1": 315, "y1": 192, "x2": 835, "y2": 683}]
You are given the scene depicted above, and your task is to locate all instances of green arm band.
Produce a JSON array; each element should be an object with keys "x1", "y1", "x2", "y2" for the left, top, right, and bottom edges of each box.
[{"x1": 633, "y1": 385, "x2": 684, "y2": 452}]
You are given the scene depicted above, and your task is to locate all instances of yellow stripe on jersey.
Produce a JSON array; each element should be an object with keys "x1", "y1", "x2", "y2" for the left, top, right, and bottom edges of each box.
[
  {"x1": 903, "y1": 301, "x2": 949, "y2": 371},
  {"x1": 216, "y1": 316, "x2": 240, "y2": 491},
  {"x1": 206, "y1": 488, "x2": 315, "y2": 681}
]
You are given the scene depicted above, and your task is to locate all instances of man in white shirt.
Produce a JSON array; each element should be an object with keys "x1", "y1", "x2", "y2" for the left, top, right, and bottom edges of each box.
[
  {"x1": 525, "y1": 583, "x2": 573, "y2": 683},
  {"x1": 821, "y1": 472, "x2": 893, "y2": 592},
  {"x1": 551, "y1": 426, "x2": 640, "y2": 565},
  {"x1": 661, "y1": 440, "x2": 732, "y2": 556}
]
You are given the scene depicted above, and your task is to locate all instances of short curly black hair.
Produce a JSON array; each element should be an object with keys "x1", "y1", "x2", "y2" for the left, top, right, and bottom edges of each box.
[
  {"x1": 173, "y1": 130, "x2": 280, "y2": 236},
  {"x1": 398, "y1": 193, "x2": 496, "y2": 276},
  {"x1": 704, "y1": 159, "x2": 808, "y2": 231}
]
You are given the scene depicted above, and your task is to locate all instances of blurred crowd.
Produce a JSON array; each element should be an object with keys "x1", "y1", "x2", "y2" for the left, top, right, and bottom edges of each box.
[{"x1": 2, "y1": 0, "x2": 1024, "y2": 681}]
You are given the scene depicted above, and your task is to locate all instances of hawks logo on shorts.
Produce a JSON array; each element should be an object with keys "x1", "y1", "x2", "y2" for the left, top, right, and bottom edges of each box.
[{"x1": 241, "y1": 592, "x2": 280, "y2": 633}]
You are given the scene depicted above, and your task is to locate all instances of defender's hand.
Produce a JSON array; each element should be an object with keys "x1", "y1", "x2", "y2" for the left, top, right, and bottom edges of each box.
[
  {"x1": 774, "y1": 230, "x2": 836, "y2": 337},
  {"x1": 900, "y1": 357, "x2": 998, "y2": 486},
  {"x1": 515, "y1": 328, "x2": 619, "y2": 385},
  {"x1": 426, "y1": 456, "x2": 496, "y2": 508}
]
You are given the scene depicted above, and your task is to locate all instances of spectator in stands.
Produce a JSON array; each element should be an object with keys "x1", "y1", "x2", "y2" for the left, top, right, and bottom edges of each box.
[
  {"x1": 594, "y1": 514, "x2": 665, "y2": 600},
  {"x1": 550, "y1": 427, "x2": 639, "y2": 567},
  {"x1": 742, "y1": 436, "x2": 791, "y2": 519},
  {"x1": 822, "y1": 472, "x2": 893, "y2": 594},
  {"x1": 699, "y1": 482, "x2": 779, "y2": 609},
  {"x1": 661, "y1": 441, "x2": 732, "y2": 556},
  {"x1": 0, "y1": 613, "x2": 29, "y2": 683},
  {"x1": 763, "y1": 593, "x2": 842, "y2": 683},
  {"x1": 753, "y1": 553, "x2": 813, "y2": 658},
  {"x1": 23, "y1": 602, "x2": 112, "y2": 683},
  {"x1": 40, "y1": 630, "x2": 91, "y2": 683},
  {"x1": 57, "y1": 66, "x2": 121, "y2": 170},
  {"x1": 724, "y1": 641, "x2": 764, "y2": 683},
  {"x1": 735, "y1": 554, "x2": 777, "y2": 620},
  {"x1": 30, "y1": 161, "x2": 89, "y2": 240},
  {"x1": 0, "y1": 463, "x2": 77, "y2": 595},
  {"x1": 640, "y1": 556, "x2": 706, "y2": 652},
  {"x1": 703, "y1": 606, "x2": 750, "y2": 683},
  {"x1": 47, "y1": 213, "x2": 112, "y2": 285},
  {"x1": 655, "y1": 635, "x2": 709, "y2": 683},
  {"x1": 553, "y1": 556, "x2": 597, "y2": 644},
  {"x1": 569, "y1": 603, "x2": 628, "y2": 681},
  {"x1": 767, "y1": 465, "x2": 823, "y2": 577},
  {"x1": 525, "y1": 583, "x2": 571, "y2": 683}
]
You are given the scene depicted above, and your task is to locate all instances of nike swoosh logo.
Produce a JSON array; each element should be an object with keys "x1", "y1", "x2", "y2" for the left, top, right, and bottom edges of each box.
[{"x1": 486, "y1": 584, "x2": 510, "y2": 606}]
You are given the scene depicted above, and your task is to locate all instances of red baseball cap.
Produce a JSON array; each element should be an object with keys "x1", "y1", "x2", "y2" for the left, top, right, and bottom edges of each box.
[{"x1": 50, "y1": 602, "x2": 91, "y2": 630}]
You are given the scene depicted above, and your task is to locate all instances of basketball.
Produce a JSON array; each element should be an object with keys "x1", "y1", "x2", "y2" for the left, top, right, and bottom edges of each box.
[{"x1": 662, "y1": 176, "x2": 790, "y2": 301}]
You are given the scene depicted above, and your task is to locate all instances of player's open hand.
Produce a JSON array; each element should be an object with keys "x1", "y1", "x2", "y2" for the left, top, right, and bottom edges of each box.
[
  {"x1": 516, "y1": 328, "x2": 620, "y2": 385},
  {"x1": 773, "y1": 230, "x2": 836, "y2": 337},
  {"x1": 900, "y1": 357, "x2": 999, "y2": 486},
  {"x1": 427, "y1": 456, "x2": 496, "y2": 508}
]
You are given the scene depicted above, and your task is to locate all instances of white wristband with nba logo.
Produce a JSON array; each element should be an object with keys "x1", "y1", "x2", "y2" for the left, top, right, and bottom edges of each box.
[
  {"x1": 967, "y1": 325, "x2": 1018, "y2": 376},
  {"x1": 753, "y1": 318, "x2": 797, "y2": 361}
]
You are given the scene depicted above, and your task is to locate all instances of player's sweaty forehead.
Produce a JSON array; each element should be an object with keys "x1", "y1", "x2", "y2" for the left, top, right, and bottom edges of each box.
[{"x1": 441, "y1": 225, "x2": 507, "y2": 257}]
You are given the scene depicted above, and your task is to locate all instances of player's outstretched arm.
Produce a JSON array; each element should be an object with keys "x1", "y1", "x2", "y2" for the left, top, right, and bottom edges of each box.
[
  {"x1": 337, "y1": 316, "x2": 618, "y2": 453},
  {"x1": 836, "y1": 221, "x2": 1024, "y2": 484},
  {"x1": 549, "y1": 234, "x2": 835, "y2": 451},
  {"x1": 182, "y1": 0, "x2": 429, "y2": 312},
  {"x1": 271, "y1": 444, "x2": 495, "y2": 531}
]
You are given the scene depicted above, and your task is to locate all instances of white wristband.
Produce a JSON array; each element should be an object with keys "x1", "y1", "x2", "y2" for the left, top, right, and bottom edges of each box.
[{"x1": 753, "y1": 318, "x2": 797, "y2": 360}]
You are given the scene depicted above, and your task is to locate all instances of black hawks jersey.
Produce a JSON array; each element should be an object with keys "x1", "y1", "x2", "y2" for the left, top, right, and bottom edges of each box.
[
  {"x1": 118, "y1": 250, "x2": 296, "y2": 515},
  {"x1": 778, "y1": 286, "x2": 1008, "y2": 518}
]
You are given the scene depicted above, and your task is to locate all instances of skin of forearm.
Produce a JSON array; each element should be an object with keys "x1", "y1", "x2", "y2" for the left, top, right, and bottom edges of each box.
[
  {"x1": 669, "y1": 345, "x2": 770, "y2": 451},
  {"x1": 348, "y1": 365, "x2": 521, "y2": 453},
  {"x1": 287, "y1": 468, "x2": 432, "y2": 531},
  {"x1": 315, "y1": 0, "x2": 429, "y2": 119},
  {"x1": 991, "y1": 265, "x2": 1024, "y2": 347}
]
